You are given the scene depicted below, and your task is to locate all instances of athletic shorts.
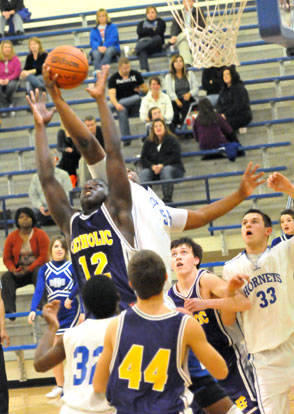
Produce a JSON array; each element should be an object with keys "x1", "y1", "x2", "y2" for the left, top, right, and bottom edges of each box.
[{"x1": 189, "y1": 375, "x2": 227, "y2": 414}]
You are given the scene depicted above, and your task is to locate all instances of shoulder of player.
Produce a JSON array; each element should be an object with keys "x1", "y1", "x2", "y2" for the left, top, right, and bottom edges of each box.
[
  {"x1": 224, "y1": 250, "x2": 246, "y2": 267},
  {"x1": 199, "y1": 270, "x2": 223, "y2": 288}
]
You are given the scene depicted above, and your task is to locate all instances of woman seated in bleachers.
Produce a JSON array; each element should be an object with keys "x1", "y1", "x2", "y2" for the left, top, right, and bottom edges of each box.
[
  {"x1": 20, "y1": 37, "x2": 47, "y2": 94},
  {"x1": 165, "y1": 54, "x2": 199, "y2": 130},
  {"x1": 193, "y1": 98, "x2": 240, "y2": 161},
  {"x1": 131, "y1": 6, "x2": 166, "y2": 72},
  {"x1": 0, "y1": 39, "x2": 21, "y2": 117},
  {"x1": 90, "y1": 8, "x2": 120, "y2": 71},
  {"x1": 140, "y1": 76, "x2": 174, "y2": 130},
  {"x1": 1, "y1": 207, "x2": 50, "y2": 318},
  {"x1": 216, "y1": 66, "x2": 252, "y2": 132},
  {"x1": 139, "y1": 118, "x2": 185, "y2": 203},
  {"x1": 57, "y1": 124, "x2": 81, "y2": 188}
]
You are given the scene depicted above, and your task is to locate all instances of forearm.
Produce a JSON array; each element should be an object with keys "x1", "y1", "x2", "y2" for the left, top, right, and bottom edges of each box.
[
  {"x1": 0, "y1": 299, "x2": 6, "y2": 333},
  {"x1": 35, "y1": 123, "x2": 55, "y2": 183},
  {"x1": 54, "y1": 98, "x2": 105, "y2": 164},
  {"x1": 95, "y1": 95, "x2": 121, "y2": 154},
  {"x1": 34, "y1": 326, "x2": 57, "y2": 372}
]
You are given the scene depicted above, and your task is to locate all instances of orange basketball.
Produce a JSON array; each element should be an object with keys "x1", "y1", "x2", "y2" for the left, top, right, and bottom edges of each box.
[{"x1": 45, "y1": 45, "x2": 89, "y2": 89}]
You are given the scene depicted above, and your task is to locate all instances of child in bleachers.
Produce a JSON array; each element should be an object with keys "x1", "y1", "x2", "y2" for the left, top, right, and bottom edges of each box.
[{"x1": 271, "y1": 208, "x2": 294, "y2": 247}]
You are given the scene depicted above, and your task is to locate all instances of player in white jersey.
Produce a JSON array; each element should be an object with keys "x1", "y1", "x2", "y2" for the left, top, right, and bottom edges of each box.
[
  {"x1": 42, "y1": 64, "x2": 265, "y2": 282},
  {"x1": 222, "y1": 190, "x2": 294, "y2": 413},
  {"x1": 34, "y1": 275, "x2": 119, "y2": 414}
]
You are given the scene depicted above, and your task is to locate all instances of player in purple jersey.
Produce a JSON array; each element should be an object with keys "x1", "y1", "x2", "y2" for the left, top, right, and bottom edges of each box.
[
  {"x1": 26, "y1": 66, "x2": 136, "y2": 310},
  {"x1": 169, "y1": 238, "x2": 260, "y2": 414},
  {"x1": 93, "y1": 250, "x2": 228, "y2": 414}
]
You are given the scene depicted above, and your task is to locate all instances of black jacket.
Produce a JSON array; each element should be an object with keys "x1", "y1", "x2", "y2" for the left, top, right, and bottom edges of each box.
[
  {"x1": 137, "y1": 17, "x2": 166, "y2": 43},
  {"x1": 140, "y1": 134, "x2": 185, "y2": 171},
  {"x1": 0, "y1": 0, "x2": 23, "y2": 12},
  {"x1": 170, "y1": 7, "x2": 205, "y2": 37},
  {"x1": 216, "y1": 82, "x2": 252, "y2": 117}
]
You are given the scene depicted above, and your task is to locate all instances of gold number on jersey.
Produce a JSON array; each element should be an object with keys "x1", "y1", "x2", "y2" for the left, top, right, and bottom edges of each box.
[
  {"x1": 78, "y1": 252, "x2": 111, "y2": 280},
  {"x1": 194, "y1": 311, "x2": 209, "y2": 325},
  {"x1": 118, "y1": 345, "x2": 170, "y2": 391}
]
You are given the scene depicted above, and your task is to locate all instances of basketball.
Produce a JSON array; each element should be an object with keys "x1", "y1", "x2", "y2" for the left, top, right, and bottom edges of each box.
[{"x1": 45, "y1": 45, "x2": 89, "y2": 89}]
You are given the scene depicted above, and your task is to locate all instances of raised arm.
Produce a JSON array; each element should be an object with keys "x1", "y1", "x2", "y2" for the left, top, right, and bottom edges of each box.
[
  {"x1": 267, "y1": 171, "x2": 294, "y2": 197},
  {"x1": 26, "y1": 90, "x2": 75, "y2": 237},
  {"x1": 86, "y1": 66, "x2": 134, "y2": 245},
  {"x1": 43, "y1": 65, "x2": 105, "y2": 165},
  {"x1": 184, "y1": 162, "x2": 265, "y2": 230}
]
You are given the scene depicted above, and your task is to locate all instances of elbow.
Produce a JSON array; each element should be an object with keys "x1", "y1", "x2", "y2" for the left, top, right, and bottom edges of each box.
[
  {"x1": 217, "y1": 364, "x2": 229, "y2": 380},
  {"x1": 241, "y1": 300, "x2": 251, "y2": 311},
  {"x1": 34, "y1": 360, "x2": 48, "y2": 373}
]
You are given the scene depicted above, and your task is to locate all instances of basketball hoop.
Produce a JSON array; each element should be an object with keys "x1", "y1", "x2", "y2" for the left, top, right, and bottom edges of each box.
[{"x1": 166, "y1": 0, "x2": 248, "y2": 68}]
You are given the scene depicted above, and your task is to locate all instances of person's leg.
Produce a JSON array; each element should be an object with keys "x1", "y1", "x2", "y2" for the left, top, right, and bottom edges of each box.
[
  {"x1": 99, "y1": 46, "x2": 118, "y2": 67},
  {"x1": 135, "y1": 37, "x2": 153, "y2": 71},
  {"x1": 1, "y1": 271, "x2": 17, "y2": 313},
  {"x1": 0, "y1": 86, "x2": 9, "y2": 108},
  {"x1": 0, "y1": 16, "x2": 7, "y2": 36},
  {"x1": 145, "y1": 35, "x2": 163, "y2": 54},
  {"x1": 0, "y1": 345, "x2": 8, "y2": 414},
  {"x1": 5, "y1": 80, "x2": 18, "y2": 105},
  {"x1": 139, "y1": 168, "x2": 155, "y2": 184},
  {"x1": 176, "y1": 32, "x2": 193, "y2": 66},
  {"x1": 12, "y1": 13, "x2": 24, "y2": 33},
  {"x1": 91, "y1": 50, "x2": 103, "y2": 71},
  {"x1": 117, "y1": 95, "x2": 141, "y2": 136},
  {"x1": 172, "y1": 100, "x2": 181, "y2": 127},
  {"x1": 26, "y1": 74, "x2": 45, "y2": 93},
  {"x1": 160, "y1": 165, "x2": 184, "y2": 202},
  {"x1": 179, "y1": 98, "x2": 195, "y2": 125},
  {"x1": 53, "y1": 335, "x2": 64, "y2": 387},
  {"x1": 207, "y1": 94, "x2": 219, "y2": 108}
]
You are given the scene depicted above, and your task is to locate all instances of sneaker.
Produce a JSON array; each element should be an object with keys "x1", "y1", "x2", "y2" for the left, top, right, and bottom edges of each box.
[
  {"x1": 46, "y1": 386, "x2": 63, "y2": 398},
  {"x1": 9, "y1": 104, "x2": 15, "y2": 117}
]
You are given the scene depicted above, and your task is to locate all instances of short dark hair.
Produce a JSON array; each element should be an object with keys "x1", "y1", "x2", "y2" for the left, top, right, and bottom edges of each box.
[
  {"x1": 128, "y1": 250, "x2": 166, "y2": 299},
  {"x1": 15, "y1": 207, "x2": 36, "y2": 228},
  {"x1": 84, "y1": 115, "x2": 96, "y2": 122},
  {"x1": 82, "y1": 275, "x2": 119, "y2": 319},
  {"x1": 280, "y1": 208, "x2": 294, "y2": 220},
  {"x1": 243, "y1": 208, "x2": 272, "y2": 228},
  {"x1": 118, "y1": 56, "x2": 130, "y2": 66},
  {"x1": 148, "y1": 106, "x2": 160, "y2": 120},
  {"x1": 149, "y1": 76, "x2": 161, "y2": 86},
  {"x1": 171, "y1": 237, "x2": 203, "y2": 268}
]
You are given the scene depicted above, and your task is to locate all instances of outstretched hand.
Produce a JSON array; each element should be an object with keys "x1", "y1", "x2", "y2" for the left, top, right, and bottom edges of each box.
[
  {"x1": 42, "y1": 64, "x2": 62, "y2": 101},
  {"x1": 42, "y1": 300, "x2": 60, "y2": 331},
  {"x1": 86, "y1": 65, "x2": 110, "y2": 99},
  {"x1": 26, "y1": 89, "x2": 56, "y2": 125},
  {"x1": 239, "y1": 161, "x2": 266, "y2": 198},
  {"x1": 228, "y1": 274, "x2": 250, "y2": 294},
  {"x1": 267, "y1": 172, "x2": 294, "y2": 196}
]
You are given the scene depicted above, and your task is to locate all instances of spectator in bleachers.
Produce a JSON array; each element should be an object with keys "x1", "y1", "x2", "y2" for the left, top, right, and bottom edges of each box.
[
  {"x1": 202, "y1": 66, "x2": 225, "y2": 108},
  {"x1": 271, "y1": 208, "x2": 294, "y2": 247},
  {"x1": 78, "y1": 115, "x2": 104, "y2": 187},
  {"x1": 139, "y1": 118, "x2": 185, "y2": 203},
  {"x1": 20, "y1": 37, "x2": 47, "y2": 94},
  {"x1": 0, "y1": 39, "x2": 21, "y2": 117},
  {"x1": 108, "y1": 57, "x2": 148, "y2": 145},
  {"x1": 0, "y1": 0, "x2": 24, "y2": 39},
  {"x1": 163, "y1": 0, "x2": 205, "y2": 67},
  {"x1": 216, "y1": 66, "x2": 252, "y2": 132},
  {"x1": 165, "y1": 54, "x2": 199, "y2": 130},
  {"x1": 57, "y1": 125, "x2": 81, "y2": 188},
  {"x1": 90, "y1": 8, "x2": 120, "y2": 71},
  {"x1": 28, "y1": 235, "x2": 81, "y2": 399},
  {"x1": 140, "y1": 76, "x2": 174, "y2": 129},
  {"x1": 193, "y1": 98, "x2": 240, "y2": 161},
  {"x1": 130, "y1": 6, "x2": 166, "y2": 72},
  {"x1": 1, "y1": 207, "x2": 50, "y2": 317},
  {"x1": 29, "y1": 152, "x2": 73, "y2": 227}
]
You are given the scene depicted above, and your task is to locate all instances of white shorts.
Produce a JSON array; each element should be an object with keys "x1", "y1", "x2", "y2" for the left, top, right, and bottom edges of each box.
[{"x1": 250, "y1": 331, "x2": 294, "y2": 414}]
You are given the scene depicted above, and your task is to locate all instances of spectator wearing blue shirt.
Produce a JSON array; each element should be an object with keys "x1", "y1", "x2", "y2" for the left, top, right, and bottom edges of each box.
[{"x1": 90, "y1": 8, "x2": 120, "y2": 71}]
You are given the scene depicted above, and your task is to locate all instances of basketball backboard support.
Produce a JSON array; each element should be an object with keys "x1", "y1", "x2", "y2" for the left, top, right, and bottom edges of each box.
[{"x1": 257, "y1": 0, "x2": 294, "y2": 48}]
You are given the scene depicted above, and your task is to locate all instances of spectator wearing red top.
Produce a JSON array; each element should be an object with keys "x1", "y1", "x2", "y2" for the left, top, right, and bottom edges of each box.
[
  {"x1": 1, "y1": 207, "x2": 50, "y2": 317},
  {"x1": 0, "y1": 39, "x2": 21, "y2": 116}
]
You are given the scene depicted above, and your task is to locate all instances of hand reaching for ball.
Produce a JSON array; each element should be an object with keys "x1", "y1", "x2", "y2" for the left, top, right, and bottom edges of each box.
[
  {"x1": 86, "y1": 65, "x2": 110, "y2": 100},
  {"x1": 26, "y1": 89, "x2": 56, "y2": 126}
]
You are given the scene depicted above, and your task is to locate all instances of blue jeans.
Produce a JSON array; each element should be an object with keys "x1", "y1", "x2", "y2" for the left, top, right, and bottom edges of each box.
[
  {"x1": 115, "y1": 94, "x2": 141, "y2": 136},
  {"x1": 139, "y1": 165, "x2": 184, "y2": 202},
  {"x1": 26, "y1": 74, "x2": 45, "y2": 93},
  {"x1": 92, "y1": 47, "x2": 118, "y2": 70},
  {"x1": 0, "y1": 80, "x2": 19, "y2": 107},
  {"x1": 135, "y1": 35, "x2": 162, "y2": 71}
]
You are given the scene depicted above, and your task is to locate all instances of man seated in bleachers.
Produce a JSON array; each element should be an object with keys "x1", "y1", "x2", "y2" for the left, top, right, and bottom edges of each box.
[
  {"x1": 108, "y1": 57, "x2": 148, "y2": 146},
  {"x1": 0, "y1": 0, "x2": 24, "y2": 39},
  {"x1": 28, "y1": 152, "x2": 72, "y2": 227}
]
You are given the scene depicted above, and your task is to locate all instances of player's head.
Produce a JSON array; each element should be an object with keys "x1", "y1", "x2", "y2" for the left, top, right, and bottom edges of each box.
[
  {"x1": 49, "y1": 235, "x2": 68, "y2": 261},
  {"x1": 126, "y1": 167, "x2": 140, "y2": 184},
  {"x1": 171, "y1": 238, "x2": 202, "y2": 276},
  {"x1": 241, "y1": 209, "x2": 272, "y2": 251},
  {"x1": 80, "y1": 179, "x2": 108, "y2": 213},
  {"x1": 128, "y1": 250, "x2": 166, "y2": 299},
  {"x1": 82, "y1": 275, "x2": 119, "y2": 318},
  {"x1": 280, "y1": 208, "x2": 294, "y2": 235},
  {"x1": 15, "y1": 207, "x2": 36, "y2": 229},
  {"x1": 118, "y1": 57, "x2": 131, "y2": 76}
]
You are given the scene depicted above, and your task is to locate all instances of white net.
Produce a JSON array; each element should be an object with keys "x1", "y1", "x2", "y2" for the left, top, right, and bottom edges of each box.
[{"x1": 166, "y1": 0, "x2": 248, "y2": 68}]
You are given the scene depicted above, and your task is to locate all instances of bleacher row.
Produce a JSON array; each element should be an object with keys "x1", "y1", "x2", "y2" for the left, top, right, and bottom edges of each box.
[{"x1": 1, "y1": 1, "x2": 294, "y2": 376}]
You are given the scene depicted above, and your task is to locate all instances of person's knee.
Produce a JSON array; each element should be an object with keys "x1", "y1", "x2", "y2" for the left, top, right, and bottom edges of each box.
[{"x1": 1, "y1": 271, "x2": 13, "y2": 284}]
